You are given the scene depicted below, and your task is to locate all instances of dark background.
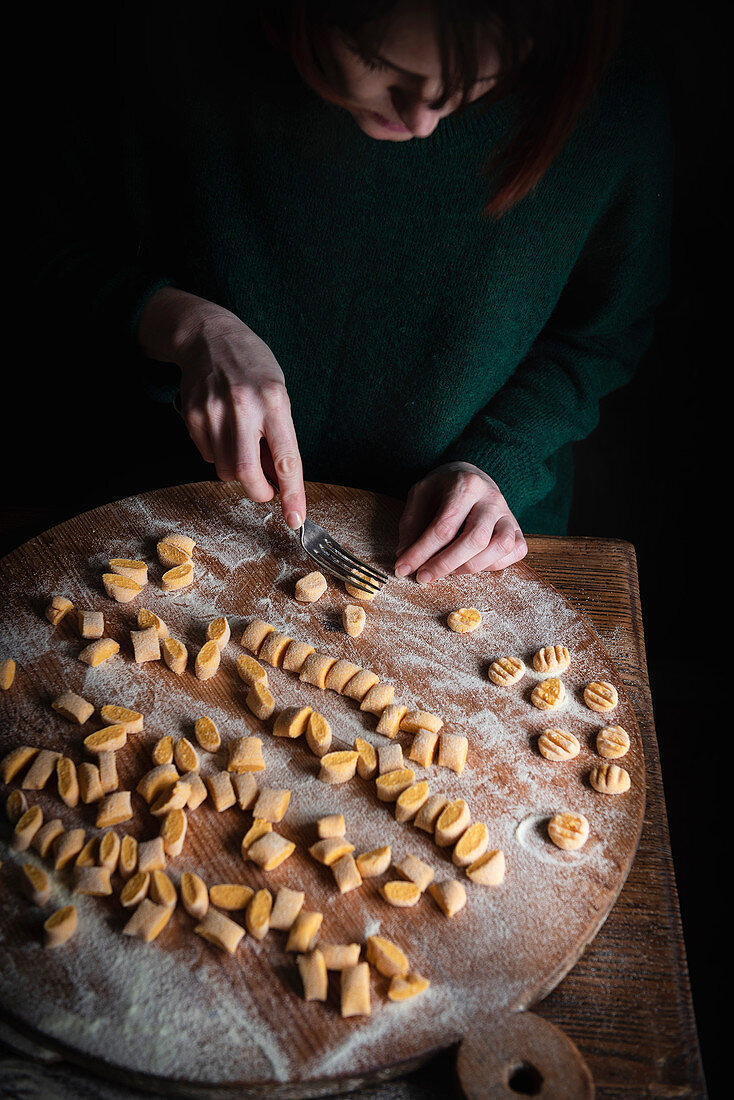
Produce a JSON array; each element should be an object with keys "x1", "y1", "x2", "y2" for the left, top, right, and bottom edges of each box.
[{"x1": 5, "y1": 2, "x2": 717, "y2": 1094}]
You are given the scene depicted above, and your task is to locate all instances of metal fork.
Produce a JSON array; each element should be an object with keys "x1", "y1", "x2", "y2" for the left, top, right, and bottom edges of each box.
[{"x1": 299, "y1": 517, "x2": 390, "y2": 595}]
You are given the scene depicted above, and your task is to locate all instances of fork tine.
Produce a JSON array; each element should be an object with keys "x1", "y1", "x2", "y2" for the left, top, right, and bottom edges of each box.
[
  {"x1": 301, "y1": 547, "x2": 366, "y2": 588},
  {"x1": 317, "y1": 535, "x2": 391, "y2": 583},
  {"x1": 313, "y1": 545, "x2": 381, "y2": 593}
]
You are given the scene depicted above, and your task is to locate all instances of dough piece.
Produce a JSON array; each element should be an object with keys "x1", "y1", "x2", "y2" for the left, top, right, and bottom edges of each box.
[
  {"x1": 209, "y1": 883, "x2": 253, "y2": 912},
  {"x1": 206, "y1": 616, "x2": 231, "y2": 650},
  {"x1": 409, "y1": 729, "x2": 439, "y2": 768},
  {"x1": 340, "y1": 962, "x2": 371, "y2": 1017},
  {"x1": 245, "y1": 682, "x2": 276, "y2": 720},
  {"x1": 355, "y1": 846, "x2": 391, "y2": 877},
  {"x1": 227, "y1": 736, "x2": 265, "y2": 773},
  {"x1": 297, "y1": 949, "x2": 328, "y2": 1001},
  {"x1": 45, "y1": 595, "x2": 74, "y2": 625},
  {"x1": 75, "y1": 838, "x2": 98, "y2": 868},
  {"x1": 44, "y1": 905, "x2": 78, "y2": 948},
  {"x1": 102, "y1": 573, "x2": 142, "y2": 603},
  {"x1": 12, "y1": 806, "x2": 44, "y2": 851},
  {"x1": 342, "y1": 669, "x2": 379, "y2": 702},
  {"x1": 547, "y1": 812, "x2": 590, "y2": 851},
  {"x1": 343, "y1": 605, "x2": 366, "y2": 637},
  {"x1": 98, "y1": 749, "x2": 123, "y2": 790},
  {"x1": 205, "y1": 772, "x2": 236, "y2": 812},
  {"x1": 100, "y1": 705, "x2": 144, "y2": 733},
  {"x1": 538, "y1": 728, "x2": 580, "y2": 761},
  {"x1": 596, "y1": 725, "x2": 631, "y2": 759},
  {"x1": 22, "y1": 750, "x2": 62, "y2": 791},
  {"x1": 532, "y1": 645, "x2": 571, "y2": 674},
  {"x1": 245, "y1": 888, "x2": 272, "y2": 940},
  {"x1": 467, "y1": 849, "x2": 506, "y2": 886},
  {"x1": 77, "y1": 610, "x2": 104, "y2": 639},
  {"x1": 160, "y1": 563, "x2": 194, "y2": 592},
  {"x1": 149, "y1": 870, "x2": 177, "y2": 908},
  {"x1": 530, "y1": 677, "x2": 566, "y2": 711},
  {"x1": 400, "y1": 710, "x2": 443, "y2": 734},
  {"x1": 174, "y1": 738, "x2": 199, "y2": 773},
  {"x1": 96, "y1": 791, "x2": 133, "y2": 828},
  {"x1": 381, "y1": 880, "x2": 421, "y2": 907},
  {"x1": 305, "y1": 712, "x2": 332, "y2": 756},
  {"x1": 152, "y1": 736, "x2": 174, "y2": 766},
  {"x1": 309, "y1": 837, "x2": 355, "y2": 866},
  {"x1": 83, "y1": 724, "x2": 127, "y2": 754},
  {"x1": 428, "y1": 879, "x2": 467, "y2": 917},
  {"x1": 393, "y1": 853, "x2": 434, "y2": 893},
  {"x1": 53, "y1": 829, "x2": 86, "y2": 871},
  {"x1": 317, "y1": 813, "x2": 345, "y2": 839},
  {"x1": 344, "y1": 571, "x2": 378, "y2": 601},
  {"x1": 236, "y1": 653, "x2": 268, "y2": 687},
  {"x1": 318, "y1": 751, "x2": 359, "y2": 784},
  {"x1": 131, "y1": 625, "x2": 161, "y2": 664},
  {"x1": 366, "y1": 934, "x2": 409, "y2": 977},
  {"x1": 136, "y1": 764, "x2": 179, "y2": 804},
  {"x1": 181, "y1": 872, "x2": 209, "y2": 920},
  {"x1": 447, "y1": 608, "x2": 482, "y2": 633},
  {"x1": 488, "y1": 656, "x2": 525, "y2": 686},
  {"x1": 281, "y1": 640, "x2": 315, "y2": 674},
  {"x1": 120, "y1": 872, "x2": 151, "y2": 909},
  {"x1": 269, "y1": 886, "x2": 305, "y2": 931},
  {"x1": 378, "y1": 743, "x2": 403, "y2": 775},
  {"x1": 123, "y1": 898, "x2": 173, "y2": 942},
  {"x1": 2, "y1": 746, "x2": 39, "y2": 784},
  {"x1": 161, "y1": 637, "x2": 188, "y2": 674},
  {"x1": 354, "y1": 737, "x2": 378, "y2": 780},
  {"x1": 414, "y1": 793, "x2": 449, "y2": 833},
  {"x1": 252, "y1": 788, "x2": 291, "y2": 822},
  {"x1": 273, "y1": 705, "x2": 312, "y2": 739},
  {"x1": 294, "y1": 571, "x2": 327, "y2": 603},
  {"x1": 452, "y1": 822, "x2": 489, "y2": 867},
  {"x1": 51, "y1": 691, "x2": 94, "y2": 724},
  {"x1": 395, "y1": 781, "x2": 430, "y2": 823},
  {"x1": 437, "y1": 733, "x2": 468, "y2": 776},
  {"x1": 137, "y1": 609, "x2": 168, "y2": 638},
  {"x1": 299, "y1": 652, "x2": 337, "y2": 689},
  {"x1": 319, "y1": 942, "x2": 361, "y2": 971},
  {"x1": 137, "y1": 837, "x2": 166, "y2": 875},
  {"x1": 240, "y1": 619, "x2": 275, "y2": 654},
  {"x1": 323, "y1": 659, "x2": 361, "y2": 693},
  {"x1": 74, "y1": 866, "x2": 112, "y2": 896},
  {"x1": 331, "y1": 853, "x2": 362, "y2": 893},
  {"x1": 360, "y1": 682, "x2": 395, "y2": 716},
  {"x1": 163, "y1": 533, "x2": 196, "y2": 556},
  {"x1": 78, "y1": 637, "x2": 120, "y2": 666},
  {"x1": 376, "y1": 704, "x2": 408, "y2": 739},
  {"x1": 286, "y1": 910, "x2": 323, "y2": 953},
  {"x1": 0, "y1": 658, "x2": 15, "y2": 689},
  {"x1": 231, "y1": 772, "x2": 258, "y2": 811},
  {"x1": 194, "y1": 716, "x2": 221, "y2": 753},
  {"x1": 118, "y1": 835, "x2": 138, "y2": 879},
  {"x1": 156, "y1": 541, "x2": 191, "y2": 568},
  {"x1": 108, "y1": 558, "x2": 148, "y2": 585},
  {"x1": 31, "y1": 819, "x2": 64, "y2": 859},
  {"x1": 584, "y1": 681, "x2": 619, "y2": 712},
  {"x1": 6, "y1": 788, "x2": 28, "y2": 823},
  {"x1": 241, "y1": 819, "x2": 272, "y2": 858},
  {"x1": 78, "y1": 763, "x2": 104, "y2": 804},
  {"x1": 195, "y1": 909, "x2": 244, "y2": 954},
  {"x1": 194, "y1": 640, "x2": 221, "y2": 681},
  {"x1": 160, "y1": 807, "x2": 187, "y2": 856},
  {"x1": 375, "y1": 768, "x2": 415, "y2": 802},
  {"x1": 176, "y1": 772, "x2": 208, "y2": 811},
  {"x1": 98, "y1": 830, "x2": 121, "y2": 871},
  {"x1": 248, "y1": 832, "x2": 296, "y2": 870},
  {"x1": 589, "y1": 763, "x2": 631, "y2": 794},
  {"x1": 257, "y1": 630, "x2": 293, "y2": 668},
  {"x1": 434, "y1": 800, "x2": 471, "y2": 847},
  {"x1": 388, "y1": 973, "x2": 431, "y2": 1001}
]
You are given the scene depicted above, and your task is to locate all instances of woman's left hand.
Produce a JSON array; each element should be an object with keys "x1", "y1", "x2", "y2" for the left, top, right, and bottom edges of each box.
[{"x1": 394, "y1": 462, "x2": 528, "y2": 582}]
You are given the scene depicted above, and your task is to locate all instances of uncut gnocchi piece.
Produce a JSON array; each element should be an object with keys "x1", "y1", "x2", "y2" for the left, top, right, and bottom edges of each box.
[
  {"x1": 376, "y1": 704, "x2": 408, "y2": 739},
  {"x1": 77, "y1": 610, "x2": 104, "y2": 639},
  {"x1": 181, "y1": 872, "x2": 209, "y2": 920},
  {"x1": 246, "y1": 682, "x2": 276, "y2": 720},
  {"x1": 400, "y1": 710, "x2": 443, "y2": 734},
  {"x1": 131, "y1": 625, "x2": 161, "y2": 664},
  {"x1": 309, "y1": 837, "x2": 355, "y2": 866},
  {"x1": 437, "y1": 733, "x2": 468, "y2": 776},
  {"x1": 207, "y1": 616, "x2": 231, "y2": 650},
  {"x1": 96, "y1": 791, "x2": 133, "y2": 828},
  {"x1": 236, "y1": 653, "x2": 268, "y2": 687},
  {"x1": 178, "y1": 772, "x2": 208, "y2": 811},
  {"x1": 21, "y1": 863, "x2": 52, "y2": 905},
  {"x1": 324, "y1": 659, "x2": 361, "y2": 693},
  {"x1": 161, "y1": 563, "x2": 194, "y2": 592},
  {"x1": 547, "y1": 812, "x2": 590, "y2": 851},
  {"x1": 532, "y1": 645, "x2": 571, "y2": 674},
  {"x1": 409, "y1": 729, "x2": 439, "y2": 768},
  {"x1": 345, "y1": 570, "x2": 378, "y2": 601},
  {"x1": 74, "y1": 866, "x2": 112, "y2": 896},
  {"x1": 123, "y1": 898, "x2": 173, "y2": 942},
  {"x1": 269, "y1": 886, "x2": 305, "y2": 931},
  {"x1": 378, "y1": 742, "x2": 403, "y2": 775},
  {"x1": 78, "y1": 637, "x2": 120, "y2": 667},
  {"x1": 252, "y1": 788, "x2": 291, "y2": 822},
  {"x1": 258, "y1": 630, "x2": 293, "y2": 668},
  {"x1": 137, "y1": 609, "x2": 168, "y2": 638},
  {"x1": 317, "y1": 813, "x2": 345, "y2": 839},
  {"x1": 319, "y1": 942, "x2": 362, "y2": 970},
  {"x1": 273, "y1": 706, "x2": 312, "y2": 740},
  {"x1": 355, "y1": 845, "x2": 391, "y2": 878},
  {"x1": 318, "y1": 751, "x2": 359, "y2": 785},
  {"x1": 195, "y1": 909, "x2": 244, "y2": 954},
  {"x1": 137, "y1": 837, "x2": 166, "y2": 875},
  {"x1": 0, "y1": 658, "x2": 15, "y2": 690},
  {"x1": 2, "y1": 746, "x2": 39, "y2": 784},
  {"x1": 299, "y1": 652, "x2": 337, "y2": 689},
  {"x1": 248, "y1": 832, "x2": 296, "y2": 871},
  {"x1": 381, "y1": 880, "x2": 421, "y2": 907},
  {"x1": 538, "y1": 728, "x2": 580, "y2": 761},
  {"x1": 530, "y1": 677, "x2": 566, "y2": 711},
  {"x1": 342, "y1": 669, "x2": 379, "y2": 703},
  {"x1": 340, "y1": 963, "x2": 371, "y2": 1017},
  {"x1": 589, "y1": 763, "x2": 631, "y2": 794},
  {"x1": 51, "y1": 691, "x2": 94, "y2": 724},
  {"x1": 488, "y1": 656, "x2": 525, "y2": 686},
  {"x1": 434, "y1": 799, "x2": 471, "y2": 847},
  {"x1": 44, "y1": 905, "x2": 78, "y2": 948},
  {"x1": 227, "y1": 736, "x2": 265, "y2": 774},
  {"x1": 12, "y1": 806, "x2": 44, "y2": 851},
  {"x1": 102, "y1": 573, "x2": 142, "y2": 603},
  {"x1": 343, "y1": 605, "x2": 366, "y2": 637},
  {"x1": 295, "y1": 571, "x2": 327, "y2": 603},
  {"x1": 428, "y1": 879, "x2": 467, "y2": 917},
  {"x1": 305, "y1": 712, "x2": 332, "y2": 757},
  {"x1": 195, "y1": 640, "x2": 221, "y2": 681},
  {"x1": 194, "y1": 716, "x2": 221, "y2": 753},
  {"x1": 205, "y1": 772, "x2": 237, "y2": 812},
  {"x1": 231, "y1": 772, "x2": 258, "y2": 811},
  {"x1": 150, "y1": 783, "x2": 189, "y2": 817},
  {"x1": 360, "y1": 682, "x2": 395, "y2": 716},
  {"x1": 596, "y1": 725, "x2": 631, "y2": 759},
  {"x1": 467, "y1": 849, "x2": 506, "y2": 886},
  {"x1": 162, "y1": 637, "x2": 188, "y2": 674},
  {"x1": 297, "y1": 949, "x2": 328, "y2": 1001},
  {"x1": 281, "y1": 640, "x2": 315, "y2": 674},
  {"x1": 22, "y1": 750, "x2": 61, "y2": 791},
  {"x1": 240, "y1": 619, "x2": 275, "y2": 654},
  {"x1": 414, "y1": 793, "x2": 449, "y2": 833},
  {"x1": 88, "y1": 753, "x2": 117, "y2": 794},
  {"x1": 447, "y1": 608, "x2": 482, "y2": 633},
  {"x1": 584, "y1": 680, "x2": 619, "y2": 712},
  {"x1": 45, "y1": 595, "x2": 74, "y2": 625},
  {"x1": 331, "y1": 853, "x2": 363, "y2": 894}
]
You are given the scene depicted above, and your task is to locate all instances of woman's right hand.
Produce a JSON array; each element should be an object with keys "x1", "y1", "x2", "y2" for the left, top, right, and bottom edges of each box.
[{"x1": 138, "y1": 288, "x2": 306, "y2": 529}]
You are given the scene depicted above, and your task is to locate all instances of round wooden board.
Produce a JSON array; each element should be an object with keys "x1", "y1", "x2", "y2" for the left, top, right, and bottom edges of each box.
[{"x1": 0, "y1": 482, "x2": 644, "y2": 1098}]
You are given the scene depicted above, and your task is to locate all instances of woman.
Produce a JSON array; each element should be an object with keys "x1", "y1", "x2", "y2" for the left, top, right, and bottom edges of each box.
[{"x1": 33, "y1": 1, "x2": 671, "y2": 581}]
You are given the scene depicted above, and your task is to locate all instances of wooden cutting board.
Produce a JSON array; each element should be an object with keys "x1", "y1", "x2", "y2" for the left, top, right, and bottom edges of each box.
[{"x1": 0, "y1": 481, "x2": 645, "y2": 1099}]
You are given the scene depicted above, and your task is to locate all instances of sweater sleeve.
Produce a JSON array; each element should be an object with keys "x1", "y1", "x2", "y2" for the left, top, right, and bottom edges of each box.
[{"x1": 441, "y1": 106, "x2": 673, "y2": 519}]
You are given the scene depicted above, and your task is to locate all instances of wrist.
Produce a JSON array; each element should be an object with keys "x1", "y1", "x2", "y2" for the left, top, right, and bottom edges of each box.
[{"x1": 137, "y1": 287, "x2": 241, "y2": 362}]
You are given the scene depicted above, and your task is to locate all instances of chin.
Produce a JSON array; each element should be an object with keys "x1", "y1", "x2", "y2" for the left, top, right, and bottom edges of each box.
[{"x1": 352, "y1": 108, "x2": 415, "y2": 141}]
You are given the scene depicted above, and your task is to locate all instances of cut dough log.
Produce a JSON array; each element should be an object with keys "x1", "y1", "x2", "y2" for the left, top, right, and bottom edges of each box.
[
  {"x1": 428, "y1": 879, "x2": 467, "y2": 917},
  {"x1": 77, "y1": 610, "x2": 104, "y2": 639},
  {"x1": 194, "y1": 716, "x2": 221, "y2": 753},
  {"x1": 297, "y1": 949, "x2": 328, "y2": 1001},
  {"x1": 305, "y1": 713, "x2": 331, "y2": 757},
  {"x1": 181, "y1": 872, "x2": 209, "y2": 920},
  {"x1": 376, "y1": 704, "x2": 408, "y2": 739},
  {"x1": 343, "y1": 605, "x2": 366, "y2": 637},
  {"x1": 44, "y1": 905, "x2": 78, "y2": 948},
  {"x1": 123, "y1": 898, "x2": 173, "y2": 942},
  {"x1": 131, "y1": 625, "x2": 161, "y2": 664},
  {"x1": 206, "y1": 617, "x2": 231, "y2": 649},
  {"x1": 162, "y1": 637, "x2": 188, "y2": 674},
  {"x1": 2, "y1": 746, "x2": 39, "y2": 783},
  {"x1": 294, "y1": 571, "x2": 327, "y2": 603},
  {"x1": 22, "y1": 750, "x2": 62, "y2": 791},
  {"x1": 194, "y1": 640, "x2": 221, "y2": 681},
  {"x1": 195, "y1": 909, "x2": 244, "y2": 954},
  {"x1": 108, "y1": 559, "x2": 148, "y2": 585},
  {"x1": 51, "y1": 691, "x2": 94, "y2": 724},
  {"x1": 102, "y1": 573, "x2": 142, "y2": 604},
  {"x1": 78, "y1": 637, "x2": 120, "y2": 666},
  {"x1": 269, "y1": 887, "x2": 305, "y2": 931},
  {"x1": 100, "y1": 705, "x2": 144, "y2": 733},
  {"x1": 273, "y1": 706, "x2": 312, "y2": 739},
  {"x1": 340, "y1": 962, "x2": 371, "y2": 1017},
  {"x1": 45, "y1": 596, "x2": 74, "y2": 625}
]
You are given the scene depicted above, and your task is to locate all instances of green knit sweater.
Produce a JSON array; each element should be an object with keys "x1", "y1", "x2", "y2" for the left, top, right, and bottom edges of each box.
[{"x1": 33, "y1": 7, "x2": 672, "y2": 533}]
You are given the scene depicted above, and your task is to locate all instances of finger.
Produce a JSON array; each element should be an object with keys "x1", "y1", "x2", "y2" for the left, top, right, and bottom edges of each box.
[
  {"x1": 453, "y1": 519, "x2": 526, "y2": 575},
  {"x1": 209, "y1": 401, "x2": 274, "y2": 500},
  {"x1": 395, "y1": 490, "x2": 479, "y2": 579},
  {"x1": 413, "y1": 503, "x2": 498, "y2": 583},
  {"x1": 184, "y1": 408, "x2": 215, "y2": 464},
  {"x1": 264, "y1": 414, "x2": 306, "y2": 529},
  {"x1": 396, "y1": 482, "x2": 437, "y2": 565}
]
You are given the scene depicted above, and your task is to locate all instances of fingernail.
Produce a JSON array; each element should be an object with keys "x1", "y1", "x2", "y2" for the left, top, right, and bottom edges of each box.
[
  {"x1": 394, "y1": 563, "x2": 409, "y2": 578},
  {"x1": 416, "y1": 569, "x2": 432, "y2": 584},
  {"x1": 286, "y1": 511, "x2": 303, "y2": 530}
]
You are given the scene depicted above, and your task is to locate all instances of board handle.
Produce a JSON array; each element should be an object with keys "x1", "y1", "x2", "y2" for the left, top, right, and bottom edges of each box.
[{"x1": 456, "y1": 1008, "x2": 594, "y2": 1099}]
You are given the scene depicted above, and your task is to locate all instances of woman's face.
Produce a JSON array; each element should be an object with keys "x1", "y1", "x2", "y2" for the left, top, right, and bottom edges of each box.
[{"x1": 321, "y1": 1, "x2": 502, "y2": 141}]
